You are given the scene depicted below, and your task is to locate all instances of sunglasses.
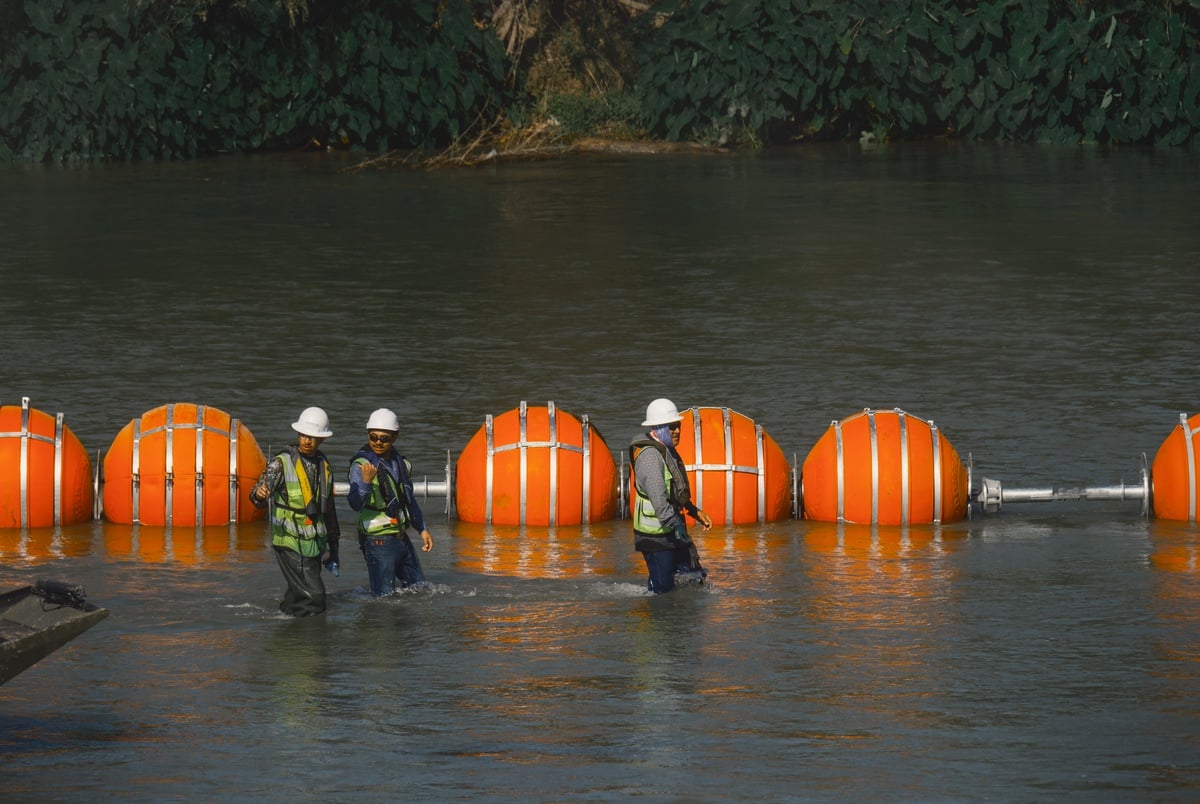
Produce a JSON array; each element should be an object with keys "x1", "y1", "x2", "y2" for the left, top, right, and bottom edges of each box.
[
  {"x1": 368, "y1": 433, "x2": 395, "y2": 444},
  {"x1": 667, "y1": 422, "x2": 681, "y2": 431}
]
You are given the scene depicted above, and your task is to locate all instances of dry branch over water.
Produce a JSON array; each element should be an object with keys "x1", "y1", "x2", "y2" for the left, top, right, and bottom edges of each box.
[{"x1": 345, "y1": 117, "x2": 724, "y2": 172}]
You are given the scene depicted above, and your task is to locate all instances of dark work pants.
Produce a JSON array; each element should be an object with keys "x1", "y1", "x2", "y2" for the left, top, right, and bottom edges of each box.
[
  {"x1": 274, "y1": 546, "x2": 327, "y2": 616},
  {"x1": 640, "y1": 543, "x2": 706, "y2": 594}
]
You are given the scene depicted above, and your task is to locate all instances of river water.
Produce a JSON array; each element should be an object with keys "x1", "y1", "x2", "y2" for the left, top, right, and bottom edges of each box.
[{"x1": 2, "y1": 143, "x2": 1199, "y2": 800}]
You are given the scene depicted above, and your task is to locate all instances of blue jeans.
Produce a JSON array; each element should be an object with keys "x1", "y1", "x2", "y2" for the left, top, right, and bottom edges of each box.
[
  {"x1": 362, "y1": 533, "x2": 425, "y2": 596},
  {"x1": 640, "y1": 543, "x2": 705, "y2": 594},
  {"x1": 395, "y1": 534, "x2": 426, "y2": 589}
]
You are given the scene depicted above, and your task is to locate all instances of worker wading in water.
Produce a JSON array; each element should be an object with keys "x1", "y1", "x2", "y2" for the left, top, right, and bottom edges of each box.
[
  {"x1": 630, "y1": 398, "x2": 712, "y2": 593},
  {"x1": 251, "y1": 406, "x2": 341, "y2": 617},
  {"x1": 347, "y1": 408, "x2": 435, "y2": 596}
]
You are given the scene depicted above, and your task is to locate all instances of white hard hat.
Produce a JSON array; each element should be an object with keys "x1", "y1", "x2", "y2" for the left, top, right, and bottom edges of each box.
[
  {"x1": 642, "y1": 398, "x2": 682, "y2": 427},
  {"x1": 366, "y1": 408, "x2": 401, "y2": 432},
  {"x1": 291, "y1": 406, "x2": 333, "y2": 438}
]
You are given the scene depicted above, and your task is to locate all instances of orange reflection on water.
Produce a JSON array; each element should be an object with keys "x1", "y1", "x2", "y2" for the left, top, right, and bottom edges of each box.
[
  {"x1": 0, "y1": 523, "x2": 98, "y2": 563},
  {"x1": 1149, "y1": 519, "x2": 1200, "y2": 575},
  {"x1": 102, "y1": 524, "x2": 271, "y2": 564},
  {"x1": 450, "y1": 520, "x2": 630, "y2": 579},
  {"x1": 794, "y1": 522, "x2": 970, "y2": 731},
  {"x1": 0, "y1": 520, "x2": 271, "y2": 564},
  {"x1": 1148, "y1": 519, "x2": 1200, "y2": 671},
  {"x1": 801, "y1": 521, "x2": 967, "y2": 630}
]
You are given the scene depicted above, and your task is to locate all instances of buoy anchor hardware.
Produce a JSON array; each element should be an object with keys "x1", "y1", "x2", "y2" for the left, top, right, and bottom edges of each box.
[{"x1": 972, "y1": 456, "x2": 1150, "y2": 517}]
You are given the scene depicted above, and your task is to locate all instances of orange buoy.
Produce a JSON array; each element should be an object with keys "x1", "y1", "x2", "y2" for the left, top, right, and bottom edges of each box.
[
  {"x1": 668, "y1": 406, "x2": 792, "y2": 524},
  {"x1": 455, "y1": 401, "x2": 618, "y2": 525},
  {"x1": 0, "y1": 397, "x2": 94, "y2": 528},
  {"x1": 101, "y1": 403, "x2": 267, "y2": 526},
  {"x1": 801, "y1": 408, "x2": 969, "y2": 525},
  {"x1": 1149, "y1": 412, "x2": 1200, "y2": 521}
]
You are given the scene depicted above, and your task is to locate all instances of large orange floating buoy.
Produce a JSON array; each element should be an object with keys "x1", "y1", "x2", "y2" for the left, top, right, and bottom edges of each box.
[
  {"x1": 668, "y1": 406, "x2": 792, "y2": 524},
  {"x1": 101, "y1": 403, "x2": 267, "y2": 526},
  {"x1": 0, "y1": 397, "x2": 94, "y2": 528},
  {"x1": 801, "y1": 408, "x2": 969, "y2": 525},
  {"x1": 455, "y1": 401, "x2": 618, "y2": 525},
  {"x1": 1149, "y1": 412, "x2": 1200, "y2": 521}
]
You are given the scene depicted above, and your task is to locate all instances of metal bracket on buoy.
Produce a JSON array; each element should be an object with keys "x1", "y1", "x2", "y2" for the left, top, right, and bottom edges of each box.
[
  {"x1": 971, "y1": 453, "x2": 1150, "y2": 517},
  {"x1": 791, "y1": 453, "x2": 801, "y2": 519},
  {"x1": 617, "y1": 450, "x2": 629, "y2": 519}
]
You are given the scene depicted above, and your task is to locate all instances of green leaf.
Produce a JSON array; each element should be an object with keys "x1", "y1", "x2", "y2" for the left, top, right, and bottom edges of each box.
[
  {"x1": 968, "y1": 81, "x2": 986, "y2": 109},
  {"x1": 74, "y1": 34, "x2": 108, "y2": 83},
  {"x1": 25, "y1": 0, "x2": 64, "y2": 35},
  {"x1": 954, "y1": 18, "x2": 978, "y2": 52}
]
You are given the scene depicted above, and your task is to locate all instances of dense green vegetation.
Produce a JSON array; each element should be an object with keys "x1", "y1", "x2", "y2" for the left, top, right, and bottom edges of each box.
[
  {"x1": 0, "y1": 0, "x2": 508, "y2": 161},
  {"x1": 638, "y1": 0, "x2": 1200, "y2": 147},
  {"x1": 0, "y1": 0, "x2": 1196, "y2": 162}
]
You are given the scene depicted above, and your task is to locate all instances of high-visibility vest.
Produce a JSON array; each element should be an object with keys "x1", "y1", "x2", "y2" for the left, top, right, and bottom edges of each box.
[
  {"x1": 630, "y1": 441, "x2": 680, "y2": 536},
  {"x1": 269, "y1": 448, "x2": 331, "y2": 557},
  {"x1": 351, "y1": 455, "x2": 411, "y2": 537}
]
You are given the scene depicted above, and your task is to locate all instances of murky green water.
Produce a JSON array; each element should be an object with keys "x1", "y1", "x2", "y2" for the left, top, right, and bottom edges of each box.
[{"x1": 2, "y1": 143, "x2": 1199, "y2": 799}]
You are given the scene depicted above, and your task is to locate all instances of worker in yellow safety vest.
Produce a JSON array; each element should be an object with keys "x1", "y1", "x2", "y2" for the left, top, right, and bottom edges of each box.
[
  {"x1": 250, "y1": 406, "x2": 341, "y2": 616},
  {"x1": 629, "y1": 398, "x2": 712, "y2": 593},
  {"x1": 347, "y1": 407, "x2": 435, "y2": 596}
]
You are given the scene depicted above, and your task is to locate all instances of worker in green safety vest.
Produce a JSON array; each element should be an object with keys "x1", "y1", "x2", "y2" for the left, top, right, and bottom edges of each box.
[
  {"x1": 250, "y1": 406, "x2": 341, "y2": 616},
  {"x1": 629, "y1": 398, "x2": 712, "y2": 593}
]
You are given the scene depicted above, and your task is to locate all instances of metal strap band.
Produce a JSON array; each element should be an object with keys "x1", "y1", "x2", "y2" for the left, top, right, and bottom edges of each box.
[
  {"x1": 581, "y1": 413, "x2": 592, "y2": 522},
  {"x1": 492, "y1": 441, "x2": 584, "y2": 453},
  {"x1": 194, "y1": 405, "x2": 205, "y2": 526},
  {"x1": 690, "y1": 408, "x2": 705, "y2": 517},
  {"x1": 1181, "y1": 413, "x2": 1196, "y2": 521},
  {"x1": 898, "y1": 408, "x2": 909, "y2": 525},
  {"x1": 93, "y1": 448, "x2": 102, "y2": 521},
  {"x1": 791, "y1": 454, "x2": 800, "y2": 519},
  {"x1": 519, "y1": 401, "x2": 528, "y2": 524},
  {"x1": 164, "y1": 404, "x2": 175, "y2": 526},
  {"x1": 722, "y1": 409, "x2": 734, "y2": 525},
  {"x1": 484, "y1": 413, "x2": 495, "y2": 524},
  {"x1": 19, "y1": 398, "x2": 30, "y2": 528},
  {"x1": 54, "y1": 412, "x2": 64, "y2": 526},
  {"x1": 690, "y1": 462, "x2": 761, "y2": 473},
  {"x1": 229, "y1": 418, "x2": 239, "y2": 524},
  {"x1": 756, "y1": 424, "x2": 766, "y2": 523},
  {"x1": 834, "y1": 418, "x2": 845, "y2": 523},
  {"x1": 132, "y1": 416, "x2": 142, "y2": 524},
  {"x1": 931, "y1": 420, "x2": 943, "y2": 524},
  {"x1": 547, "y1": 401, "x2": 557, "y2": 526},
  {"x1": 869, "y1": 409, "x2": 879, "y2": 524}
]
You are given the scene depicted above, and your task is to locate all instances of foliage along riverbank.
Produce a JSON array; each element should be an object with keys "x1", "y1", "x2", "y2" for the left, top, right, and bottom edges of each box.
[{"x1": 1, "y1": 0, "x2": 1197, "y2": 165}]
